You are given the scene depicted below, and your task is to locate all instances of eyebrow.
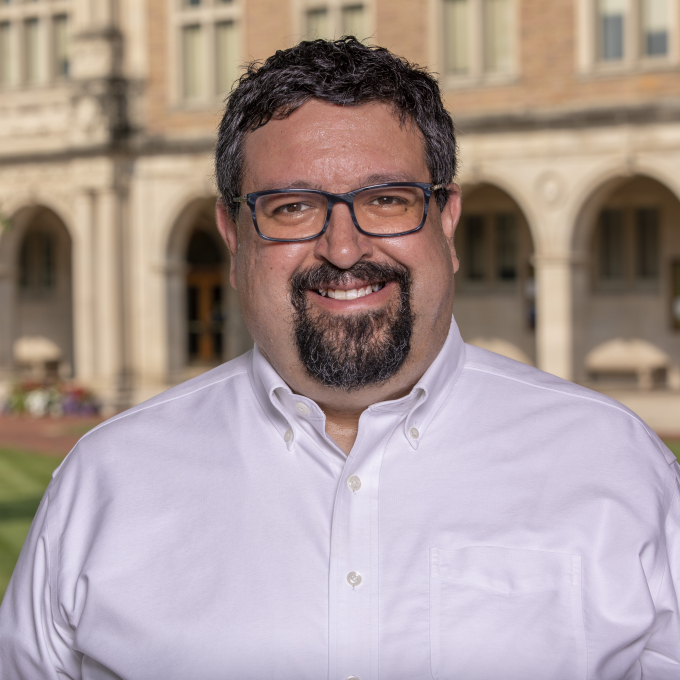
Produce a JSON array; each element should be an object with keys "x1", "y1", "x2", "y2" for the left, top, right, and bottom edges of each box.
[{"x1": 257, "y1": 172, "x2": 424, "y2": 193}]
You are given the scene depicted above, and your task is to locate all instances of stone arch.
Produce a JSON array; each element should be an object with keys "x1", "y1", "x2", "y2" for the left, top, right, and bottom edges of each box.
[
  {"x1": 0, "y1": 204, "x2": 73, "y2": 379},
  {"x1": 454, "y1": 182, "x2": 537, "y2": 365},
  {"x1": 165, "y1": 197, "x2": 252, "y2": 382},
  {"x1": 570, "y1": 173, "x2": 680, "y2": 388},
  {"x1": 460, "y1": 171, "x2": 544, "y2": 253}
]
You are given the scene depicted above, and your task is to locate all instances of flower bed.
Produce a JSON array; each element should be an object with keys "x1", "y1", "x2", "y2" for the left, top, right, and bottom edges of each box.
[{"x1": 3, "y1": 380, "x2": 100, "y2": 417}]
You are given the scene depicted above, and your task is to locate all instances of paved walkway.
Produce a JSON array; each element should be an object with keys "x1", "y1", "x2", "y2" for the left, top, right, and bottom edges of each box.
[{"x1": 0, "y1": 415, "x2": 105, "y2": 456}]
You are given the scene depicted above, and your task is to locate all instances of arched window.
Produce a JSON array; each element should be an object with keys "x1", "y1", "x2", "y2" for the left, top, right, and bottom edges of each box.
[{"x1": 18, "y1": 231, "x2": 55, "y2": 293}]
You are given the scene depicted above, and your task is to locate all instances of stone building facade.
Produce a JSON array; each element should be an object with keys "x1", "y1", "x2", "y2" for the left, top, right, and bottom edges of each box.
[{"x1": 0, "y1": 0, "x2": 679, "y2": 425}]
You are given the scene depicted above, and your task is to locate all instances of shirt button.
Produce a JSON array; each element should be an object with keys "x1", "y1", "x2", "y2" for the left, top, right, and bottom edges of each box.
[
  {"x1": 409, "y1": 426, "x2": 420, "y2": 439},
  {"x1": 295, "y1": 402, "x2": 310, "y2": 416},
  {"x1": 347, "y1": 677, "x2": 361, "y2": 680},
  {"x1": 284, "y1": 429, "x2": 293, "y2": 442},
  {"x1": 347, "y1": 475, "x2": 362, "y2": 492},
  {"x1": 347, "y1": 571, "x2": 362, "y2": 587}
]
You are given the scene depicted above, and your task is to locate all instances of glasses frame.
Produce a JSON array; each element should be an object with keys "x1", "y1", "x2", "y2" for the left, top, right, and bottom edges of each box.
[{"x1": 232, "y1": 182, "x2": 445, "y2": 243}]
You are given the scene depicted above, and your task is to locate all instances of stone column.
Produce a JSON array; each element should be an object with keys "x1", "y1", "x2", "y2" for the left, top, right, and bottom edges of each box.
[
  {"x1": 72, "y1": 190, "x2": 97, "y2": 383},
  {"x1": 93, "y1": 187, "x2": 125, "y2": 409},
  {"x1": 535, "y1": 254, "x2": 573, "y2": 381}
]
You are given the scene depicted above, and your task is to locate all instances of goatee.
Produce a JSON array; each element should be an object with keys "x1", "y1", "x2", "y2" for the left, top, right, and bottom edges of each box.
[{"x1": 290, "y1": 261, "x2": 414, "y2": 390}]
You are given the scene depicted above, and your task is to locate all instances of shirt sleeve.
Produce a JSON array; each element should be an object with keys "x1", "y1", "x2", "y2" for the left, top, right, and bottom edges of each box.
[
  {"x1": 640, "y1": 463, "x2": 680, "y2": 678},
  {"x1": 0, "y1": 485, "x2": 81, "y2": 680}
]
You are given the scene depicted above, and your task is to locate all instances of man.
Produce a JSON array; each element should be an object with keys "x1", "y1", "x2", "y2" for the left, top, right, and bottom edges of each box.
[{"x1": 1, "y1": 38, "x2": 679, "y2": 680}]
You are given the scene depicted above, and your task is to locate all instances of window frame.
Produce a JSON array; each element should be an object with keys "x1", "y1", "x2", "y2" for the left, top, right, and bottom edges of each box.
[
  {"x1": 576, "y1": 0, "x2": 679, "y2": 76},
  {"x1": 593, "y1": 204, "x2": 663, "y2": 292},
  {"x1": 171, "y1": 0, "x2": 242, "y2": 108},
  {"x1": 0, "y1": 0, "x2": 71, "y2": 89},
  {"x1": 436, "y1": 0, "x2": 519, "y2": 88},
  {"x1": 293, "y1": 0, "x2": 375, "y2": 43}
]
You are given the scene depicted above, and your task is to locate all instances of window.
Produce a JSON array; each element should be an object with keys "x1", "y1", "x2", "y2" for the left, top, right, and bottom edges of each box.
[
  {"x1": 462, "y1": 213, "x2": 520, "y2": 282},
  {"x1": 442, "y1": 0, "x2": 515, "y2": 81},
  {"x1": 0, "y1": 0, "x2": 70, "y2": 87},
  {"x1": 301, "y1": 2, "x2": 369, "y2": 41},
  {"x1": 23, "y1": 17, "x2": 39, "y2": 83},
  {"x1": 19, "y1": 231, "x2": 55, "y2": 293},
  {"x1": 595, "y1": 206, "x2": 660, "y2": 287},
  {"x1": 53, "y1": 14, "x2": 68, "y2": 78},
  {"x1": 182, "y1": 24, "x2": 204, "y2": 99},
  {"x1": 176, "y1": 0, "x2": 240, "y2": 104},
  {"x1": 215, "y1": 20, "x2": 237, "y2": 94},
  {"x1": 642, "y1": 0, "x2": 669, "y2": 55},
  {"x1": 598, "y1": 0, "x2": 625, "y2": 60},
  {"x1": 495, "y1": 213, "x2": 517, "y2": 280},
  {"x1": 484, "y1": 0, "x2": 512, "y2": 72},
  {"x1": 305, "y1": 8, "x2": 329, "y2": 38},
  {"x1": 443, "y1": 0, "x2": 469, "y2": 74},
  {"x1": 579, "y1": 0, "x2": 675, "y2": 72},
  {"x1": 635, "y1": 208, "x2": 659, "y2": 278},
  {"x1": 466, "y1": 216, "x2": 486, "y2": 280},
  {"x1": 672, "y1": 260, "x2": 680, "y2": 329},
  {"x1": 599, "y1": 209, "x2": 624, "y2": 279},
  {"x1": 0, "y1": 21, "x2": 10, "y2": 85}
]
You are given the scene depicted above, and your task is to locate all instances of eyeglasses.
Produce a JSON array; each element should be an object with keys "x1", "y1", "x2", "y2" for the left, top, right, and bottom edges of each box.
[{"x1": 232, "y1": 182, "x2": 445, "y2": 243}]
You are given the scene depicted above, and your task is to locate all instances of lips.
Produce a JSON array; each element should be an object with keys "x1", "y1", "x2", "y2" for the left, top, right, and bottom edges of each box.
[
  {"x1": 291, "y1": 261, "x2": 408, "y2": 311},
  {"x1": 316, "y1": 283, "x2": 385, "y2": 299}
]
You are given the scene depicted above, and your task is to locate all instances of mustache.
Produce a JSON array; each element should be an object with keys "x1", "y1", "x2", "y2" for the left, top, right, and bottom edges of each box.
[{"x1": 290, "y1": 261, "x2": 410, "y2": 293}]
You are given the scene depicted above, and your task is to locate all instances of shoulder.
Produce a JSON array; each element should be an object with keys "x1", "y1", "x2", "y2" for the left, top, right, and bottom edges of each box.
[
  {"x1": 460, "y1": 344, "x2": 677, "y2": 468},
  {"x1": 52, "y1": 352, "x2": 255, "y2": 481}
]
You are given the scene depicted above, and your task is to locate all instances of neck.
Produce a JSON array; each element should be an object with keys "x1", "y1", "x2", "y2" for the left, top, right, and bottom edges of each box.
[{"x1": 314, "y1": 377, "x2": 417, "y2": 455}]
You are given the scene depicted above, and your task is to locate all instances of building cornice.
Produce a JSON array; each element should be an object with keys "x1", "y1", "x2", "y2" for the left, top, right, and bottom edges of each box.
[
  {"x1": 453, "y1": 101, "x2": 680, "y2": 134},
  {"x1": 0, "y1": 137, "x2": 216, "y2": 167}
]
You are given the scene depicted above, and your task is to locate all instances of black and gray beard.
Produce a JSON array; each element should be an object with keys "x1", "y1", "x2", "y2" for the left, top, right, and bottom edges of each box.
[{"x1": 290, "y1": 261, "x2": 414, "y2": 391}]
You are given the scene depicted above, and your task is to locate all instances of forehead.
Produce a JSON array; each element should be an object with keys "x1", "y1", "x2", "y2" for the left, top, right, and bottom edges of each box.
[{"x1": 242, "y1": 100, "x2": 429, "y2": 192}]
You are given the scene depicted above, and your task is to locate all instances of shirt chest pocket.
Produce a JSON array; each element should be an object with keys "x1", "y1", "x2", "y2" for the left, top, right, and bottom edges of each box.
[{"x1": 429, "y1": 546, "x2": 587, "y2": 680}]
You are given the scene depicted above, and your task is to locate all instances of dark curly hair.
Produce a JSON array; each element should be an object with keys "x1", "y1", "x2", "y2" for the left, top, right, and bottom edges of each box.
[{"x1": 215, "y1": 37, "x2": 457, "y2": 220}]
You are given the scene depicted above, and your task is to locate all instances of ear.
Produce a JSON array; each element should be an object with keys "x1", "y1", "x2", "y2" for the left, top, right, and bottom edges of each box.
[
  {"x1": 440, "y1": 183, "x2": 462, "y2": 273},
  {"x1": 216, "y1": 198, "x2": 239, "y2": 290}
]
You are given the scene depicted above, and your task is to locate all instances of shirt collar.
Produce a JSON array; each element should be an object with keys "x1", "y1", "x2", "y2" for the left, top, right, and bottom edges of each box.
[{"x1": 247, "y1": 316, "x2": 466, "y2": 451}]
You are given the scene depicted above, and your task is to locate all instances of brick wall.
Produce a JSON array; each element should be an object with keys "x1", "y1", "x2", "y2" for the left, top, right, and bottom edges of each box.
[{"x1": 144, "y1": 0, "x2": 680, "y2": 138}]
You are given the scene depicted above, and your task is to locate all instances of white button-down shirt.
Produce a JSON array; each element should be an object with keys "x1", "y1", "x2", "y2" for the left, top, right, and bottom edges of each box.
[{"x1": 1, "y1": 319, "x2": 680, "y2": 679}]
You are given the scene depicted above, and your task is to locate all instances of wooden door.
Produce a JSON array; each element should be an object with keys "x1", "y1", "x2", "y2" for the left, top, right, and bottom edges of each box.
[{"x1": 186, "y1": 270, "x2": 224, "y2": 363}]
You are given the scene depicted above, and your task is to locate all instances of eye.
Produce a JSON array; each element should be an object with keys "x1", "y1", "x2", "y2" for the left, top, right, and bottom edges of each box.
[
  {"x1": 273, "y1": 202, "x2": 314, "y2": 215},
  {"x1": 368, "y1": 195, "x2": 407, "y2": 207}
]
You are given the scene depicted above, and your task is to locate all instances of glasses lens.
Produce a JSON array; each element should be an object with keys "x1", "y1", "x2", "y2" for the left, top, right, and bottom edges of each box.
[
  {"x1": 353, "y1": 186, "x2": 426, "y2": 235},
  {"x1": 254, "y1": 192, "x2": 327, "y2": 240}
]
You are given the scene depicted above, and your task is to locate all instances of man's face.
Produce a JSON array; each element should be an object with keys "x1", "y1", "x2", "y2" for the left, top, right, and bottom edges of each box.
[{"x1": 217, "y1": 100, "x2": 460, "y2": 403}]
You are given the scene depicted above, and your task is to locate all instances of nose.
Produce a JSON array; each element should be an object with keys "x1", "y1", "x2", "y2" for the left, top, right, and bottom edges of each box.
[{"x1": 313, "y1": 201, "x2": 374, "y2": 268}]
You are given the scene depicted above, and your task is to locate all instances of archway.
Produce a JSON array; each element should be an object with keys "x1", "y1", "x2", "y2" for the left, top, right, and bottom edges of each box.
[
  {"x1": 573, "y1": 175, "x2": 680, "y2": 389},
  {"x1": 453, "y1": 183, "x2": 536, "y2": 364},
  {"x1": 166, "y1": 198, "x2": 252, "y2": 382},
  {"x1": 186, "y1": 227, "x2": 225, "y2": 366},
  {"x1": 0, "y1": 205, "x2": 73, "y2": 378}
]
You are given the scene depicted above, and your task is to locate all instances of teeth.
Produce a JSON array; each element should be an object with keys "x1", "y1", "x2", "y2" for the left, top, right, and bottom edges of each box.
[{"x1": 317, "y1": 283, "x2": 384, "y2": 299}]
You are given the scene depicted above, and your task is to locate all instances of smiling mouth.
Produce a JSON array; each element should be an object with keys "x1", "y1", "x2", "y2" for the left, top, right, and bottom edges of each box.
[{"x1": 314, "y1": 282, "x2": 386, "y2": 299}]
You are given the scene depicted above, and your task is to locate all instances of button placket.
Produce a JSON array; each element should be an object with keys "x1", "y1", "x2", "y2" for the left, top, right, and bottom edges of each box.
[{"x1": 329, "y1": 412, "x2": 402, "y2": 680}]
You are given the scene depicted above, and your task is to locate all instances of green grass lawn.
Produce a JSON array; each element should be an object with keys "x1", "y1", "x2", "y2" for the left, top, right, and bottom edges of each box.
[
  {"x1": 665, "y1": 440, "x2": 680, "y2": 461},
  {"x1": 0, "y1": 448, "x2": 64, "y2": 603}
]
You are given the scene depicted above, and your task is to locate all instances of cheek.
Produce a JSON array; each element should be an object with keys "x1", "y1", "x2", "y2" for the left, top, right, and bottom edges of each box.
[
  {"x1": 409, "y1": 239, "x2": 455, "y2": 311},
  {"x1": 235, "y1": 245, "x2": 306, "y2": 322}
]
